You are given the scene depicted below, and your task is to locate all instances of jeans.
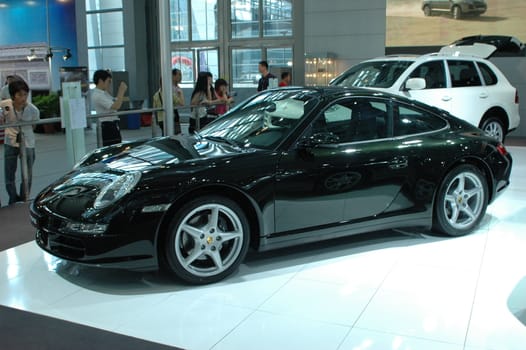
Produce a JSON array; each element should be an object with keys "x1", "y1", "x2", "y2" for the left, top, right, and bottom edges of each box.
[{"x1": 4, "y1": 144, "x2": 35, "y2": 205}]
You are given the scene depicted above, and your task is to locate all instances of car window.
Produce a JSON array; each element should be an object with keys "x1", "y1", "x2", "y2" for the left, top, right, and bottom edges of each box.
[
  {"x1": 394, "y1": 104, "x2": 447, "y2": 137},
  {"x1": 312, "y1": 98, "x2": 389, "y2": 143},
  {"x1": 408, "y1": 60, "x2": 446, "y2": 89},
  {"x1": 447, "y1": 60, "x2": 482, "y2": 87},
  {"x1": 476, "y1": 62, "x2": 498, "y2": 86},
  {"x1": 330, "y1": 61, "x2": 413, "y2": 88}
]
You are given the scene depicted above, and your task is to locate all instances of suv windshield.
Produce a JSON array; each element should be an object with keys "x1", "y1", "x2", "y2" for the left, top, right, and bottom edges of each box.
[
  {"x1": 331, "y1": 60, "x2": 413, "y2": 88},
  {"x1": 199, "y1": 89, "x2": 319, "y2": 150}
]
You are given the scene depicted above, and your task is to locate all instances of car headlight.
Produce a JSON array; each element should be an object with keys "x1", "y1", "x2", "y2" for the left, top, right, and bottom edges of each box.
[{"x1": 93, "y1": 171, "x2": 141, "y2": 209}]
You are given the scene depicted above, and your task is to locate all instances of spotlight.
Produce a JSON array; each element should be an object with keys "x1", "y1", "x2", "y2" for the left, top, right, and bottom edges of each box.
[
  {"x1": 62, "y1": 49, "x2": 72, "y2": 61},
  {"x1": 27, "y1": 49, "x2": 38, "y2": 61}
]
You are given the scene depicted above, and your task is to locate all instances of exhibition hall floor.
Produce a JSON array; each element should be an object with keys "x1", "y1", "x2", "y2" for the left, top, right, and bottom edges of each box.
[{"x1": 0, "y1": 131, "x2": 525, "y2": 349}]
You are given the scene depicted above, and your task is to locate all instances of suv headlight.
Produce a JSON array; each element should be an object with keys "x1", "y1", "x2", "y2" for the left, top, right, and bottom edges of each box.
[{"x1": 93, "y1": 171, "x2": 141, "y2": 209}]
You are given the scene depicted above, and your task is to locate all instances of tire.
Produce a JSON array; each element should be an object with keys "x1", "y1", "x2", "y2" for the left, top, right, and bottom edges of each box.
[
  {"x1": 480, "y1": 117, "x2": 505, "y2": 143},
  {"x1": 452, "y1": 6, "x2": 462, "y2": 19},
  {"x1": 164, "y1": 196, "x2": 250, "y2": 284},
  {"x1": 433, "y1": 165, "x2": 488, "y2": 236},
  {"x1": 423, "y1": 5, "x2": 432, "y2": 16}
]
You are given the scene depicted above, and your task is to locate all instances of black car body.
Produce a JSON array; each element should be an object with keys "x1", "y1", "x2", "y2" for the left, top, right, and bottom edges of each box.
[{"x1": 31, "y1": 87, "x2": 512, "y2": 284}]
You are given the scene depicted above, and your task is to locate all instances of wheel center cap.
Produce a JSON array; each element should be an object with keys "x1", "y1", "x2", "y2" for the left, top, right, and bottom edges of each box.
[{"x1": 206, "y1": 236, "x2": 214, "y2": 245}]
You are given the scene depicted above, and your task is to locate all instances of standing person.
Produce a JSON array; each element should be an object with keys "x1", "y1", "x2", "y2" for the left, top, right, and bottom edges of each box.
[
  {"x1": 189, "y1": 72, "x2": 212, "y2": 134},
  {"x1": 212, "y1": 78, "x2": 234, "y2": 116},
  {"x1": 279, "y1": 72, "x2": 291, "y2": 87},
  {"x1": 91, "y1": 69, "x2": 128, "y2": 146},
  {"x1": 172, "y1": 68, "x2": 185, "y2": 134},
  {"x1": 0, "y1": 79, "x2": 40, "y2": 205},
  {"x1": 152, "y1": 68, "x2": 185, "y2": 136},
  {"x1": 257, "y1": 60, "x2": 276, "y2": 92}
]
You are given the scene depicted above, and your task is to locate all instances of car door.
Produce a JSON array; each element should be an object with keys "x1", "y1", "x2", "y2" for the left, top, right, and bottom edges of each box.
[
  {"x1": 274, "y1": 97, "x2": 407, "y2": 233},
  {"x1": 401, "y1": 59, "x2": 452, "y2": 113},
  {"x1": 446, "y1": 59, "x2": 489, "y2": 127}
]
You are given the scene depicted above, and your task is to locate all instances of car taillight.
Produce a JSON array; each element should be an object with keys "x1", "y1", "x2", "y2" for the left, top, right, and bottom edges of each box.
[
  {"x1": 497, "y1": 143, "x2": 508, "y2": 156},
  {"x1": 515, "y1": 89, "x2": 519, "y2": 104}
]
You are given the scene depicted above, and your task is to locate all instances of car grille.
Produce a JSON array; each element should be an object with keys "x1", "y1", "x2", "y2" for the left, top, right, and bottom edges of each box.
[{"x1": 32, "y1": 207, "x2": 86, "y2": 259}]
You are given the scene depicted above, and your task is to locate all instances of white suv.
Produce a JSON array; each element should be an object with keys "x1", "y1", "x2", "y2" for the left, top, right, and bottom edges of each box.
[{"x1": 330, "y1": 44, "x2": 520, "y2": 142}]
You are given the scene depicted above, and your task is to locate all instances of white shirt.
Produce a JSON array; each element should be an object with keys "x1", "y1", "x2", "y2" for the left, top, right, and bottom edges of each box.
[
  {"x1": 91, "y1": 88, "x2": 118, "y2": 122},
  {"x1": 2, "y1": 103, "x2": 40, "y2": 148}
]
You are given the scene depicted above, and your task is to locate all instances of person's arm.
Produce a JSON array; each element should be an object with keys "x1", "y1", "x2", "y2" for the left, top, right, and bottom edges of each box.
[
  {"x1": 174, "y1": 87, "x2": 185, "y2": 106},
  {"x1": 191, "y1": 92, "x2": 209, "y2": 106},
  {"x1": 110, "y1": 81, "x2": 128, "y2": 110},
  {"x1": 0, "y1": 99, "x2": 15, "y2": 123}
]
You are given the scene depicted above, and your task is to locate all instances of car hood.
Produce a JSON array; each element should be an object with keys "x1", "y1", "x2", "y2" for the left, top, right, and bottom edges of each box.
[
  {"x1": 34, "y1": 135, "x2": 249, "y2": 219},
  {"x1": 98, "y1": 135, "x2": 242, "y2": 172}
]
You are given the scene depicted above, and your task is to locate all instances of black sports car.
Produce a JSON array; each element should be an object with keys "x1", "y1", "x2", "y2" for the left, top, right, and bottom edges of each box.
[{"x1": 31, "y1": 87, "x2": 512, "y2": 284}]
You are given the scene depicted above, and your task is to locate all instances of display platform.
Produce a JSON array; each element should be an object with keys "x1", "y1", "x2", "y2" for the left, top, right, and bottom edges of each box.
[{"x1": 0, "y1": 147, "x2": 525, "y2": 350}]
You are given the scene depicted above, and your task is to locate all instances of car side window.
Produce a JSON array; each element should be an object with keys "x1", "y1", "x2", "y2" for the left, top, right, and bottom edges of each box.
[
  {"x1": 313, "y1": 98, "x2": 389, "y2": 143},
  {"x1": 408, "y1": 60, "x2": 446, "y2": 89},
  {"x1": 394, "y1": 103, "x2": 447, "y2": 137},
  {"x1": 448, "y1": 60, "x2": 482, "y2": 87},
  {"x1": 477, "y1": 62, "x2": 498, "y2": 86}
]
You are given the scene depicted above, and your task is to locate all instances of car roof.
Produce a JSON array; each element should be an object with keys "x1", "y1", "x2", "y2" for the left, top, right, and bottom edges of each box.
[{"x1": 363, "y1": 45, "x2": 495, "y2": 63}]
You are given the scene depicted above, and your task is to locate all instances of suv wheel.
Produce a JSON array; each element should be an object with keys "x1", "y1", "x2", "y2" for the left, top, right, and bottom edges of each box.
[
  {"x1": 423, "y1": 5, "x2": 432, "y2": 16},
  {"x1": 452, "y1": 6, "x2": 462, "y2": 19},
  {"x1": 481, "y1": 117, "x2": 505, "y2": 143}
]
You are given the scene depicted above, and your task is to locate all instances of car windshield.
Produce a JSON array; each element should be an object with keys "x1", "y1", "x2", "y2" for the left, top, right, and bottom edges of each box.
[
  {"x1": 198, "y1": 89, "x2": 319, "y2": 150},
  {"x1": 331, "y1": 60, "x2": 413, "y2": 88}
]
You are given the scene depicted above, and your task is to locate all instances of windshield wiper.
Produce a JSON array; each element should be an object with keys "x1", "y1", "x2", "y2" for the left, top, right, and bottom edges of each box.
[{"x1": 203, "y1": 135, "x2": 242, "y2": 149}]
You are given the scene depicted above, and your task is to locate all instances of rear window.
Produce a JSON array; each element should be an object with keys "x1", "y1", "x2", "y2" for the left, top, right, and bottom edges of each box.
[
  {"x1": 476, "y1": 62, "x2": 498, "y2": 85},
  {"x1": 331, "y1": 61, "x2": 412, "y2": 88},
  {"x1": 448, "y1": 60, "x2": 482, "y2": 87}
]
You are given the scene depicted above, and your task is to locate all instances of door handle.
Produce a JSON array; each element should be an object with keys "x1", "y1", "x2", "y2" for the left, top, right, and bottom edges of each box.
[
  {"x1": 479, "y1": 93, "x2": 488, "y2": 99},
  {"x1": 441, "y1": 96, "x2": 452, "y2": 101}
]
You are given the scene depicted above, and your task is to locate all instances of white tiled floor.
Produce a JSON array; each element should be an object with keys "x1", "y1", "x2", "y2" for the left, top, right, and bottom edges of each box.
[{"x1": 0, "y1": 132, "x2": 525, "y2": 349}]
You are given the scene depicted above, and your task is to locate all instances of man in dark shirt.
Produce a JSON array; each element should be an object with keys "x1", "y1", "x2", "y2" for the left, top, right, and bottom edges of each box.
[{"x1": 257, "y1": 60, "x2": 276, "y2": 92}]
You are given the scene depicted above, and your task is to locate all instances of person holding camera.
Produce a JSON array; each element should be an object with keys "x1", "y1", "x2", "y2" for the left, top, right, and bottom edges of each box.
[
  {"x1": 91, "y1": 70, "x2": 128, "y2": 146},
  {"x1": 0, "y1": 79, "x2": 40, "y2": 205}
]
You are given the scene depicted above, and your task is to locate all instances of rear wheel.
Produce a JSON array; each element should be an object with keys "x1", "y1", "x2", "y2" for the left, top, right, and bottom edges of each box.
[
  {"x1": 481, "y1": 117, "x2": 505, "y2": 143},
  {"x1": 164, "y1": 196, "x2": 250, "y2": 284},
  {"x1": 433, "y1": 165, "x2": 488, "y2": 236},
  {"x1": 452, "y1": 6, "x2": 462, "y2": 19},
  {"x1": 423, "y1": 5, "x2": 432, "y2": 16}
]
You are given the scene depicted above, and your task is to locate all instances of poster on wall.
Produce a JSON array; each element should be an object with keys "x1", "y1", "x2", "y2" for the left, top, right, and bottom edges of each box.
[{"x1": 386, "y1": 0, "x2": 526, "y2": 48}]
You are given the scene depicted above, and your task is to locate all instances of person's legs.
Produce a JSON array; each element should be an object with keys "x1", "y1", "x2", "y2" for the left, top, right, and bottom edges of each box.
[
  {"x1": 18, "y1": 147, "x2": 35, "y2": 201},
  {"x1": 101, "y1": 121, "x2": 122, "y2": 146},
  {"x1": 4, "y1": 144, "x2": 20, "y2": 205}
]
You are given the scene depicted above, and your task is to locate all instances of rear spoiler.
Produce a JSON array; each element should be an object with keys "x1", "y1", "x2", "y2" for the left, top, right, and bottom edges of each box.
[{"x1": 439, "y1": 43, "x2": 497, "y2": 59}]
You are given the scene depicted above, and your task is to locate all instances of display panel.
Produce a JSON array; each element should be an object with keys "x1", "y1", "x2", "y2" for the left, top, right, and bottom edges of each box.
[{"x1": 386, "y1": 0, "x2": 526, "y2": 47}]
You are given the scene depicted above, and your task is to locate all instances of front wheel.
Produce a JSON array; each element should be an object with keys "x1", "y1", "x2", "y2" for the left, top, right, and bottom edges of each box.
[
  {"x1": 481, "y1": 117, "x2": 505, "y2": 143},
  {"x1": 433, "y1": 165, "x2": 488, "y2": 236},
  {"x1": 452, "y1": 6, "x2": 462, "y2": 19},
  {"x1": 164, "y1": 196, "x2": 250, "y2": 284},
  {"x1": 423, "y1": 5, "x2": 432, "y2": 16}
]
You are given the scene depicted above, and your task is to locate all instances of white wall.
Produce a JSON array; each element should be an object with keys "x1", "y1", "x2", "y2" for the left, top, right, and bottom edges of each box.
[
  {"x1": 304, "y1": 0, "x2": 386, "y2": 75},
  {"x1": 491, "y1": 57, "x2": 526, "y2": 137}
]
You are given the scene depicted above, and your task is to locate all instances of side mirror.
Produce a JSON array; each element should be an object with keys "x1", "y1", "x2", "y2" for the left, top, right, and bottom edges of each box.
[
  {"x1": 297, "y1": 132, "x2": 340, "y2": 148},
  {"x1": 404, "y1": 77, "x2": 426, "y2": 91}
]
